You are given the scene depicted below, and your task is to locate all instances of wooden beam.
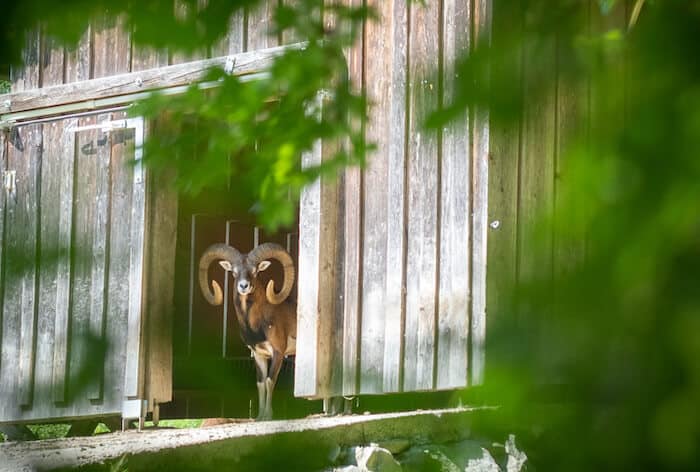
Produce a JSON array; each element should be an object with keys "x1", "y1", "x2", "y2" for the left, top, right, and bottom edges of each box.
[{"x1": 0, "y1": 43, "x2": 305, "y2": 115}]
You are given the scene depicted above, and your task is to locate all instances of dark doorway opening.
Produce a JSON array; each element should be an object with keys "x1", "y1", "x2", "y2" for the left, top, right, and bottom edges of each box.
[{"x1": 160, "y1": 183, "x2": 321, "y2": 420}]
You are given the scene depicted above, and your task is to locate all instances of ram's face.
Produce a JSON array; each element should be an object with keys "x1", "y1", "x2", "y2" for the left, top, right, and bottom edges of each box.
[{"x1": 219, "y1": 259, "x2": 272, "y2": 296}]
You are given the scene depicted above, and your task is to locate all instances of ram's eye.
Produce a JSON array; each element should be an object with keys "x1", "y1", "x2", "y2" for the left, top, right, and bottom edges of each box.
[{"x1": 258, "y1": 260, "x2": 272, "y2": 272}]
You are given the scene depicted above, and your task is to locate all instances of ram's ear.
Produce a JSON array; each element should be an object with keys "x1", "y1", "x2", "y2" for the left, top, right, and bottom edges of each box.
[
  {"x1": 257, "y1": 260, "x2": 272, "y2": 272},
  {"x1": 219, "y1": 260, "x2": 233, "y2": 272}
]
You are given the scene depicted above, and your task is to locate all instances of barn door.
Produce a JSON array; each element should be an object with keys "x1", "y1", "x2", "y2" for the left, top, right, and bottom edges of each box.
[
  {"x1": 67, "y1": 115, "x2": 148, "y2": 423},
  {"x1": 0, "y1": 112, "x2": 150, "y2": 425}
]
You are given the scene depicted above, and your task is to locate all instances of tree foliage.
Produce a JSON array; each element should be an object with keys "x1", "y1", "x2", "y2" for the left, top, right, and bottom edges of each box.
[
  {"x1": 1, "y1": 0, "x2": 371, "y2": 229},
  {"x1": 428, "y1": 1, "x2": 700, "y2": 470}
]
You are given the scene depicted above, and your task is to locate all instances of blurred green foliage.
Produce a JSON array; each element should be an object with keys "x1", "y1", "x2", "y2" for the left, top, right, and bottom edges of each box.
[
  {"x1": 3, "y1": 0, "x2": 700, "y2": 470},
  {"x1": 428, "y1": 0, "x2": 700, "y2": 470},
  {"x1": 134, "y1": 1, "x2": 372, "y2": 229},
  {"x1": 1, "y1": 0, "x2": 371, "y2": 230}
]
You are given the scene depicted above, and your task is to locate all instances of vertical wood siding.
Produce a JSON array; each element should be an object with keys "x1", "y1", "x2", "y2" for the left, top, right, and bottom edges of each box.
[
  {"x1": 485, "y1": 0, "x2": 627, "y2": 376},
  {"x1": 2, "y1": 4, "x2": 297, "y2": 422},
  {"x1": 0, "y1": 114, "x2": 153, "y2": 423},
  {"x1": 297, "y1": 0, "x2": 491, "y2": 398}
]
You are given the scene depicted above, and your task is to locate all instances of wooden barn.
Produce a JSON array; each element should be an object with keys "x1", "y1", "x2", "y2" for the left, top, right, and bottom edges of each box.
[{"x1": 0, "y1": 0, "x2": 605, "y2": 431}]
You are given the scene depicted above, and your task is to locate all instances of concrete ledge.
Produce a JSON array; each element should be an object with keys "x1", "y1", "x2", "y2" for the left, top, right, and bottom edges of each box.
[{"x1": 0, "y1": 407, "x2": 492, "y2": 471}]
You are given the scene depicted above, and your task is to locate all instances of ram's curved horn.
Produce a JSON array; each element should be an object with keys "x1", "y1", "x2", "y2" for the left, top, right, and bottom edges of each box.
[
  {"x1": 198, "y1": 243, "x2": 243, "y2": 306},
  {"x1": 247, "y1": 243, "x2": 295, "y2": 305}
]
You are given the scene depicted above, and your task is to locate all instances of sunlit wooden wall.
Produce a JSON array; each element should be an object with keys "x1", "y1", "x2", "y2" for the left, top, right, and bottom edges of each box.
[{"x1": 295, "y1": 0, "x2": 491, "y2": 399}]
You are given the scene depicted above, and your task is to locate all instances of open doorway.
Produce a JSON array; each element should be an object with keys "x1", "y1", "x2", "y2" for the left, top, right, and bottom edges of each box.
[{"x1": 160, "y1": 171, "x2": 320, "y2": 421}]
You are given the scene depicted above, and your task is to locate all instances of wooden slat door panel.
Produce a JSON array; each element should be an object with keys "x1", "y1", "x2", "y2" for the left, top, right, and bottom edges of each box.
[{"x1": 0, "y1": 113, "x2": 149, "y2": 423}]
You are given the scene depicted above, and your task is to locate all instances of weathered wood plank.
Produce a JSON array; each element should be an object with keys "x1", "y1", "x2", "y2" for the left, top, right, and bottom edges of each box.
[
  {"x1": 517, "y1": 10, "x2": 556, "y2": 372},
  {"x1": 1, "y1": 44, "x2": 303, "y2": 115},
  {"x1": 0, "y1": 124, "x2": 42, "y2": 414},
  {"x1": 247, "y1": 0, "x2": 278, "y2": 51},
  {"x1": 316, "y1": 137, "x2": 341, "y2": 399},
  {"x1": 35, "y1": 120, "x2": 63, "y2": 412},
  {"x1": 0, "y1": 130, "x2": 7, "y2": 419},
  {"x1": 52, "y1": 119, "x2": 77, "y2": 403},
  {"x1": 341, "y1": 164, "x2": 362, "y2": 396},
  {"x1": 357, "y1": 0, "x2": 408, "y2": 394},
  {"x1": 485, "y1": 0, "x2": 521, "y2": 381},
  {"x1": 358, "y1": 0, "x2": 389, "y2": 395},
  {"x1": 404, "y1": 0, "x2": 441, "y2": 392},
  {"x1": 69, "y1": 117, "x2": 99, "y2": 404},
  {"x1": 379, "y1": 0, "x2": 408, "y2": 394},
  {"x1": 0, "y1": 131, "x2": 21, "y2": 418},
  {"x1": 142, "y1": 119, "x2": 177, "y2": 408},
  {"x1": 211, "y1": 8, "x2": 245, "y2": 56},
  {"x1": 131, "y1": 31, "x2": 169, "y2": 73},
  {"x1": 10, "y1": 31, "x2": 41, "y2": 92},
  {"x1": 124, "y1": 117, "x2": 147, "y2": 399},
  {"x1": 105, "y1": 112, "x2": 134, "y2": 408},
  {"x1": 93, "y1": 16, "x2": 132, "y2": 78},
  {"x1": 339, "y1": 0, "x2": 364, "y2": 398},
  {"x1": 64, "y1": 26, "x2": 92, "y2": 83},
  {"x1": 171, "y1": 0, "x2": 209, "y2": 64},
  {"x1": 86, "y1": 114, "x2": 113, "y2": 400},
  {"x1": 41, "y1": 34, "x2": 66, "y2": 87},
  {"x1": 0, "y1": 133, "x2": 5, "y2": 377},
  {"x1": 16, "y1": 125, "x2": 41, "y2": 408},
  {"x1": 553, "y1": 37, "x2": 588, "y2": 279},
  {"x1": 294, "y1": 132, "x2": 323, "y2": 398},
  {"x1": 470, "y1": 0, "x2": 492, "y2": 386},
  {"x1": 436, "y1": 0, "x2": 471, "y2": 390}
]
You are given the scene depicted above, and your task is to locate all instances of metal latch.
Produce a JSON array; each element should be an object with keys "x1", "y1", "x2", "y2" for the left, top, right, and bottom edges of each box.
[
  {"x1": 3, "y1": 170, "x2": 16, "y2": 198},
  {"x1": 67, "y1": 119, "x2": 128, "y2": 133}
]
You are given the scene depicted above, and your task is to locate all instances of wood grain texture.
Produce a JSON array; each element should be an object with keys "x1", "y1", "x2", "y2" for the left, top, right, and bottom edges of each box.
[
  {"x1": 10, "y1": 31, "x2": 41, "y2": 92},
  {"x1": 13, "y1": 125, "x2": 42, "y2": 408},
  {"x1": 2, "y1": 44, "x2": 300, "y2": 115},
  {"x1": 65, "y1": 27, "x2": 92, "y2": 83},
  {"x1": 69, "y1": 117, "x2": 99, "y2": 404},
  {"x1": 142, "y1": 131, "x2": 177, "y2": 407},
  {"x1": 382, "y1": 0, "x2": 408, "y2": 395},
  {"x1": 0, "y1": 131, "x2": 5, "y2": 381},
  {"x1": 316, "y1": 137, "x2": 341, "y2": 399},
  {"x1": 0, "y1": 124, "x2": 42, "y2": 415},
  {"x1": 340, "y1": 0, "x2": 364, "y2": 398},
  {"x1": 35, "y1": 121, "x2": 64, "y2": 411},
  {"x1": 485, "y1": 0, "x2": 520, "y2": 378},
  {"x1": 517, "y1": 12, "x2": 556, "y2": 371},
  {"x1": 171, "y1": 0, "x2": 209, "y2": 64},
  {"x1": 436, "y1": 0, "x2": 471, "y2": 390},
  {"x1": 93, "y1": 16, "x2": 132, "y2": 78},
  {"x1": 104, "y1": 112, "x2": 134, "y2": 409},
  {"x1": 52, "y1": 119, "x2": 77, "y2": 403},
  {"x1": 404, "y1": 0, "x2": 440, "y2": 392},
  {"x1": 359, "y1": 0, "x2": 408, "y2": 394},
  {"x1": 0, "y1": 130, "x2": 8, "y2": 419},
  {"x1": 86, "y1": 113, "x2": 113, "y2": 400},
  {"x1": 124, "y1": 118, "x2": 147, "y2": 399},
  {"x1": 211, "y1": 9, "x2": 245, "y2": 56},
  {"x1": 41, "y1": 34, "x2": 65, "y2": 87},
  {"x1": 294, "y1": 133, "x2": 323, "y2": 398},
  {"x1": 470, "y1": 0, "x2": 492, "y2": 386},
  {"x1": 247, "y1": 0, "x2": 279, "y2": 51}
]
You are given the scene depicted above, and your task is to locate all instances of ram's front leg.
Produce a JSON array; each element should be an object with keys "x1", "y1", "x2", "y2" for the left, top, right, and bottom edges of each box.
[
  {"x1": 253, "y1": 351, "x2": 269, "y2": 421},
  {"x1": 263, "y1": 350, "x2": 284, "y2": 421}
]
